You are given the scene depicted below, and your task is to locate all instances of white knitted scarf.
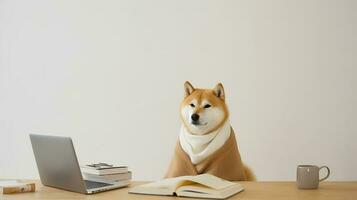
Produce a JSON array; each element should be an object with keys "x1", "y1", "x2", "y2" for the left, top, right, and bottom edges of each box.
[{"x1": 179, "y1": 120, "x2": 231, "y2": 164}]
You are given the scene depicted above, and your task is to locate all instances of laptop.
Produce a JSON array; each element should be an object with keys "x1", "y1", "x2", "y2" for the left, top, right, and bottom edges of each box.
[{"x1": 29, "y1": 134, "x2": 130, "y2": 194}]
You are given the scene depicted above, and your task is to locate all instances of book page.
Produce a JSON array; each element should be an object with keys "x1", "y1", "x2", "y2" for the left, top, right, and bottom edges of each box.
[
  {"x1": 129, "y1": 174, "x2": 239, "y2": 197},
  {"x1": 178, "y1": 184, "x2": 218, "y2": 194},
  {"x1": 176, "y1": 183, "x2": 244, "y2": 199},
  {"x1": 128, "y1": 176, "x2": 191, "y2": 195},
  {"x1": 182, "y1": 174, "x2": 236, "y2": 190}
]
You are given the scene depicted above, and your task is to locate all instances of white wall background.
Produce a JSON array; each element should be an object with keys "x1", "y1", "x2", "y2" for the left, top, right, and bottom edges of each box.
[{"x1": 1, "y1": 0, "x2": 356, "y2": 181}]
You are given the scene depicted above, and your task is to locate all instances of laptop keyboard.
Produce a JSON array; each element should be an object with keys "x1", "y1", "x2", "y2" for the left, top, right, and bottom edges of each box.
[{"x1": 84, "y1": 180, "x2": 112, "y2": 189}]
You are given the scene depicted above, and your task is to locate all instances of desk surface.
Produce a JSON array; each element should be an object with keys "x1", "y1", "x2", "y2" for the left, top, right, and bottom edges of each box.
[{"x1": 1, "y1": 180, "x2": 357, "y2": 200}]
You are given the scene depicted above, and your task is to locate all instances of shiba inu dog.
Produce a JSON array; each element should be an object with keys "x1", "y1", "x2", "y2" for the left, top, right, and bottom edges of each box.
[{"x1": 165, "y1": 81, "x2": 255, "y2": 181}]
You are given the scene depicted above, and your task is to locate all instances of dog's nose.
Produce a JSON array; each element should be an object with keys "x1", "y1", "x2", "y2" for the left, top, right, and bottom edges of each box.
[{"x1": 191, "y1": 114, "x2": 200, "y2": 122}]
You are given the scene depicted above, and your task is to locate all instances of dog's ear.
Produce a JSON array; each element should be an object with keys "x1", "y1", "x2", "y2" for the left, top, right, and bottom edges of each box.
[
  {"x1": 184, "y1": 81, "x2": 195, "y2": 97},
  {"x1": 213, "y1": 83, "x2": 225, "y2": 101}
]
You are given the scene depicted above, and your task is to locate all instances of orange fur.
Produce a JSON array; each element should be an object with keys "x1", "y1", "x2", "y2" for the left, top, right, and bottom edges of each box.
[
  {"x1": 243, "y1": 165, "x2": 256, "y2": 181},
  {"x1": 184, "y1": 82, "x2": 256, "y2": 180},
  {"x1": 180, "y1": 87, "x2": 229, "y2": 134}
]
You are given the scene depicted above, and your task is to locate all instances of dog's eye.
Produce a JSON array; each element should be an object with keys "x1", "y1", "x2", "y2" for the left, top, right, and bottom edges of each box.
[
  {"x1": 204, "y1": 104, "x2": 211, "y2": 108},
  {"x1": 190, "y1": 103, "x2": 195, "y2": 108}
]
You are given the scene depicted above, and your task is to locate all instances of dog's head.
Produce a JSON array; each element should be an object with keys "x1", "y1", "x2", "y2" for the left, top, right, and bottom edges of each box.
[{"x1": 180, "y1": 81, "x2": 229, "y2": 135}]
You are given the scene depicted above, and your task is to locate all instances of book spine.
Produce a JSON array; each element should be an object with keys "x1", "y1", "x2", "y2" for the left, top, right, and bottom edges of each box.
[{"x1": 2, "y1": 183, "x2": 35, "y2": 194}]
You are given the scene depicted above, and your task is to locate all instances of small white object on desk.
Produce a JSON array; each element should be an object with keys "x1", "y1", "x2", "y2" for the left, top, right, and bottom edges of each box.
[{"x1": 0, "y1": 180, "x2": 36, "y2": 194}]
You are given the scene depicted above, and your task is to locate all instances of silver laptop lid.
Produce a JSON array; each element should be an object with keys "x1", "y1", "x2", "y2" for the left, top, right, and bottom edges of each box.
[{"x1": 29, "y1": 134, "x2": 87, "y2": 194}]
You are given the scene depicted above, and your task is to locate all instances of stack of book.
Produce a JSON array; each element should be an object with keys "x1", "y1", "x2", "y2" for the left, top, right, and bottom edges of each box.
[{"x1": 81, "y1": 163, "x2": 132, "y2": 184}]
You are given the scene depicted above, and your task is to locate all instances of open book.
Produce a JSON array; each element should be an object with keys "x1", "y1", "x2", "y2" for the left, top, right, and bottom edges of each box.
[{"x1": 129, "y1": 174, "x2": 244, "y2": 199}]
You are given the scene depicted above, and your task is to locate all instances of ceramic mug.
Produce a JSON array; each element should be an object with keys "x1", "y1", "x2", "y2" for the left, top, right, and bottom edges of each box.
[{"x1": 296, "y1": 165, "x2": 330, "y2": 189}]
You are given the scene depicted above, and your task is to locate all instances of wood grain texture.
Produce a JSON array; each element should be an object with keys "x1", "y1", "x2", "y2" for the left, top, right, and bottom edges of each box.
[{"x1": 1, "y1": 180, "x2": 357, "y2": 200}]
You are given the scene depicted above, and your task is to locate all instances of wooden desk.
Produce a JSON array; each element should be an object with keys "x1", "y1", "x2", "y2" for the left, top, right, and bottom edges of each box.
[{"x1": 1, "y1": 181, "x2": 357, "y2": 200}]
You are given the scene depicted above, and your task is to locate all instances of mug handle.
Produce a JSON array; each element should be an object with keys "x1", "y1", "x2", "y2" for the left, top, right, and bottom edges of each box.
[{"x1": 319, "y1": 166, "x2": 330, "y2": 182}]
